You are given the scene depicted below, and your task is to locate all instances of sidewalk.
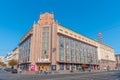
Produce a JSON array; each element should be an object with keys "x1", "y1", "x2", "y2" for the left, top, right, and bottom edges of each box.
[{"x1": 20, "y1": 70, "x2": 105, "y2": 75}]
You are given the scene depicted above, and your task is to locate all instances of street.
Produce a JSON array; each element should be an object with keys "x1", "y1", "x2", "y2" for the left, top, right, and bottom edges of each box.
[{"x1": 0, "y1": 70, "x2": 120, "y2": 80}]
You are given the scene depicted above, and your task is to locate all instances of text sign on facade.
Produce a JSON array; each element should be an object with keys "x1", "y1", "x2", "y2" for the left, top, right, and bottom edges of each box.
[{"x1": 38, "y1": 58, "x2": 49, "y2": 62}]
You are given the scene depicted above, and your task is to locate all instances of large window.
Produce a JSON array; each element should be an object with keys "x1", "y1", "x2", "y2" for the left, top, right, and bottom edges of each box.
[
  {"x1": 76, "y1": 51, "x2": 79, "y2": 56},
  {"x1": 60, "y1": 48, "x2": 64, "y2": 55},
  {"x1": 42, "y1": 43, "x2": 48, "y2": 48},
  {"x1": 43, "y1": 27, "x2": 49, "y2": 30},
  {"x1": 42, "y1": 50, "x2": 48, "y2": 54},
  {"x1": 71, "y1": 56, "x2": 74, "y2": 62},
  {"x1": 60, "y1": 56, "x2": 64, "y2": 61},
  {"x1": 66, "y1": 64, "x2": 70, "y2": 70},
  {"x1": 42, "y1": 32, "x2": 49, "y2": 35},
  {"x1": 80, "y1": 58, "x2": 83, "y2": 62},
  {"x1": 76, "y1": 58, "x2": 79, "y2": 62},
  {"x1": 59, "y1": 35, "x2": 65, "y2": 61},
  {"x1": 66, "y1": 43, "x2": 69, "y2": 48},
  {"x1": 60, "y1": 36, "x2": 64, "y2": 41},
  {"x1": 19, "y1": 37, "x2": 31, "y2": 62},
  {"x1": 59, "y1": 35, "x2": 98, "y2": 64},
  {"x1": 60, "y1": 64, "x2": 64, "y2": 70},
  {"x1": 66, "y1": 56, "x2": 70, "y2": 62},
  {"x1": 71, "y1": 49, "x2": 74, "y2": 56},
  {"x1": 66, "y1": 38, "x2": 69, "y2": 43},
  {"x1": 80, "y1": 48, "x2": 83, "y2": 56},
  {"x1": 66, "y1": 50, "x2": 69, "y2": 55}
]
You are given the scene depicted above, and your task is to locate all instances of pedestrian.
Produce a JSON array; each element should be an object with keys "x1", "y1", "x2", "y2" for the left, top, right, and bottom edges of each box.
[
  {"x1": 18, "y1": 67, "x2": 22, "y2": 74},
  {"x1": 88, "y1": 68, "x2": 91, "y2": 72}
]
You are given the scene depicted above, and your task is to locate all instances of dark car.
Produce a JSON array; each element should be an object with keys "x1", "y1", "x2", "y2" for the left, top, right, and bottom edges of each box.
[
  {"x1": 4, "y1": 68, "x2": 12, "y2": 72},
  {"x1": 11, "y1": 69, "x2": 17, "y2": 73}
]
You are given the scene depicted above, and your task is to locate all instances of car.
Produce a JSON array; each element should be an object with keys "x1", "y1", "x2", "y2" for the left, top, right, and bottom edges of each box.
[
  {"x1": 4, "y1": 68, "x2": 12, "y2": 72},
  {"x1": 11, "y1": 69, "x2": 17, "y2": 73}
]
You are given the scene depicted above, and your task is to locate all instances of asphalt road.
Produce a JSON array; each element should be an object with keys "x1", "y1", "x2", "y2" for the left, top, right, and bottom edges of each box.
[{"x1": 0, "y1": 69, "x2": 120, "y2": 80}]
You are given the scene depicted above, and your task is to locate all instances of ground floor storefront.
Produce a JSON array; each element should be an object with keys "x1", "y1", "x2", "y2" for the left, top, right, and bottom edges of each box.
[
  {"x1": 19, "y1": 62, "x2": 99, "y2": 72},
  {"x1": 57, "y1": 62, "x2": 99, "y2": 71},
  {"x1": 99, "y1": 60, "x2": 116, "y2": 70},
  {"x1": 36, "y1": 63, "x2": 51, "y2": 71}
]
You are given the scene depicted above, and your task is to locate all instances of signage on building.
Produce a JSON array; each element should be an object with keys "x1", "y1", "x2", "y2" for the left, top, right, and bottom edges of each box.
[
  {"x1": 38, "y1": 58, "x2": 49, "y2": 62},
  {"x1": 30, "y1": 64, "x2": 35, "y2": 71}
]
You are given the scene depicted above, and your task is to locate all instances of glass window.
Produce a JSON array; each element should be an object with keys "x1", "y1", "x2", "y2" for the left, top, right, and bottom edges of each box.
[
  {"x1": 60, "y1": 42, "x2": 64, "y2": 48},
  {"x1": 60, "y1": 48, "x2": 64, "y2": 54},
  {"x1": 66, "y1": 64, "x2": 70, "y2": 70},
  {"x1": 76, "y1": 58, "x2": 79, "y2": 62},
  {"x1": 66, "y1": 56, "x2": 70, "y2": 61},
  {"x1": 43, "y1": 36, "x2": 49, "y2": 40},
  {"x1": 71, "y1": 57, "x2": 74, "y2": 62},
  {"x1": 60, "y1": 36, "x2": 64, "y2": 41},
  {"x1": 80, "y1": 48, "x2": 83, "y2": 56},
  {"x1": 43, "y1": 27, "x2": 49, "y2": 30},
  {"x1": 66, "y1": 38, "x2": 69, "y2": 43},
  {"x1": 42, "y1": 32, "x2": 49, "y2": 35},
  {"x1": 84, "y1": 58, "x2": 86, "y2": 63},
  {"x1": 84, "y1": 53, "x2": 86, "y2": 57},
  {"x1": 42, "y1": 50, "x2": 48, "y2": 54},
  {"x1": 71, "y1": 49, "x2": 74, "y2": 56},
  {"x1": 80, "y1": 58, "x2": 83, "y2": 62},
  {"x1": 76, "y1": 51, "x2": 79, "y2": 56},
  {"x1": 76, "y1": 41, "x2": 78, "y2": 47},
  {"x1": 72, "y1": 40, "x2": 74, "y2": 45},
  {"x1": 66, "y1": 43, "x2": 69, "y2": 48},
  {"x1": 80, "y1": 42, "x2": 82, "y2": 47},
  {"x1": 42, "y1": 43, "x2": 48, "y2": 48},
  {"x1": 66, "y1": 50, "x2": 69, "y2": 55},
  {"x1": 60, "y1": 64, "x2": 64, "y2": 70},
  {"x1": 60, "y1": 56, "x2": 64, "y2": 61}
]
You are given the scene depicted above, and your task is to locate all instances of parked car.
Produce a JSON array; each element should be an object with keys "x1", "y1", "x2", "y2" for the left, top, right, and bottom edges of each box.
[
  {"x1": 11, "y1": 69, "x2": 17, "y2": 73},
  {"x1": 4, "y1": 68, "x2": 12, "y2": 72}
]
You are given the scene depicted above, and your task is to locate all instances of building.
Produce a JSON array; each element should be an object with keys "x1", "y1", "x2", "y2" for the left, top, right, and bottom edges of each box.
[
  {"x1": 0, "y1": 56, "x2": 4, "y2": 62},
  {"x1": 115, "y1": 54, "x2": 120, "y2": 69},
  {"x1": 97, "y1": 43, "x2": 116, "y2": 70},
  {"x1": 19, "y1": 12, "x2": 114, "y2": 71},
  {"x1": 12, "y1": 47, "x2": 19, "y2": 61},
  {"x1": 4, "y1": 47, "x2": 19, "y2": 68}
]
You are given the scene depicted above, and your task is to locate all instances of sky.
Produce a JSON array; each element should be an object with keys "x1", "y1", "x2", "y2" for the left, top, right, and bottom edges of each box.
[{"x1": 0, "y1": 0, "x2": 120, "y2": 56}]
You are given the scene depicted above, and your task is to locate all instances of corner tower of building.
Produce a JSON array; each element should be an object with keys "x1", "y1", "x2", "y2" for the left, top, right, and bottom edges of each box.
[{"x1": 38, "y1": 12, "x2": 54, "y2": 25}]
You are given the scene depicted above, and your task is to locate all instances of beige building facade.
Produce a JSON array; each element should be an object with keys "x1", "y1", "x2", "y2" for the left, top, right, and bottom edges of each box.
[
  {"x1": 97, "y1": 43, "x2": 116, "y2": 70},
  {"x1": 0, "y1": 56, "x2": 4, "y2": 62},
  {"x1": 19, "y1": 12, "x2": 115, "y2": 71},
  {"x1": 115, "y1": 54, "x2": 120, "y2": 69},
  {"x1": 4, "y1": 47, "x2": 19, "y2": 68}
]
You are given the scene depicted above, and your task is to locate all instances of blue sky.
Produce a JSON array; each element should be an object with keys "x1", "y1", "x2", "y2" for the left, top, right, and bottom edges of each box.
[{"x1": 0, "y1": 0, "x2": 120, "y2": 56}]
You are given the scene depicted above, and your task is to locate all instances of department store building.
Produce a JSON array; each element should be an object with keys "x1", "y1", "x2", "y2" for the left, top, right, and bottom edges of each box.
[{"x1": 19, "y1": 12, "x2": 115, "y2": 71}]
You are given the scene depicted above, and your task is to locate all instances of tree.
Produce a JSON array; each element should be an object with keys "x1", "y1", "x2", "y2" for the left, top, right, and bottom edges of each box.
[
  {"x1": 8, "y1": 59, "x2": 18, "y2": 69},
  {"x1": 0, "y1": 61, "x2": 6, "y2": 67}
]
